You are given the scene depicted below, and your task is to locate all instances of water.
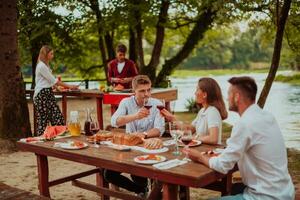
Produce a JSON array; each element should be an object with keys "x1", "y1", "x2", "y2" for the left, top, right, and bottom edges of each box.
[{"x1": 170, "y1": 72, "x2": 300, "y2": 150}]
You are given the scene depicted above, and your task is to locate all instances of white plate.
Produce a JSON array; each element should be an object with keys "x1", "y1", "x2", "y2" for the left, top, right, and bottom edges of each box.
[
  {"x1": 134, "y1": 155, "x2": 166, "y2": 165},
  {"x1": 178, "y1": 140, "x2": 202, "y2": 147},
  {"x1": 213, "y1": 148, "x2": 225, "y2": 154},
  {"x1": 59, "y1": 142, "x2": 88, "y2": 150}
]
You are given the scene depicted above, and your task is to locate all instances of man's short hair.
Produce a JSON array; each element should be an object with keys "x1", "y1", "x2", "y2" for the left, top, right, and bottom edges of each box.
[
  {"x1": 228, "y1": 76, "x2": 257, "y2": 101},
  {"x1": 132, "y1": 75, "x2": 151, "y2": 89},
  {"x1": 116, "y1": 43, "x2": 127, "y2": 53}
]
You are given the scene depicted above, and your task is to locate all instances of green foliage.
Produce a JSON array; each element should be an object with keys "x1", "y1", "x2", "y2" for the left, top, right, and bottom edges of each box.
[
  {"x1": 184, "y1": 98, "x2": 201, "y2": 113},
  {"x1": 275, "y1": 73, "x2": 300, "y2": 85}
]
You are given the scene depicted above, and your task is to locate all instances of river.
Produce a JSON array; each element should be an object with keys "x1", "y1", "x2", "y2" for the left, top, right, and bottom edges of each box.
[{"x1": 170, "y1": 72, "x2": 300, "y2": 150}]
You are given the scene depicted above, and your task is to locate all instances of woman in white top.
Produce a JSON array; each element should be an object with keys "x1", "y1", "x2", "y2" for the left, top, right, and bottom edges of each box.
[
  {"x1": 161, "y1": 77, "x2": 227, "y2": 144},
  {"x1": 33, "y1": 45, "x2": 78, "y2": 135}
]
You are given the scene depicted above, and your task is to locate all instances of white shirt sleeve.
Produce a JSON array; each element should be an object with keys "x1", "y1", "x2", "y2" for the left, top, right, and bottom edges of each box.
[
  {"x1": 207, "y1": 107, "x2": 221, "y2": 128},
  {"x1": 209, "y1": 121, "x2": 250, "y2": 174},
  {"x1": 111, "y1": 99, "x2": 127, "y2": 128},
  {"x1": 39, "y1": 64, "x2": 57, "y2": 86}
]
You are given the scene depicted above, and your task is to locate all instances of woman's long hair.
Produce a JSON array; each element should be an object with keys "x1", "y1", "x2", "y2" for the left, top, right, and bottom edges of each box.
[
  {"x1": 198, "y1": 77, "x2": 228, "y2": 120},
  {"x1": 37, "y1": 45, "x2": 53, "y2": 65}
]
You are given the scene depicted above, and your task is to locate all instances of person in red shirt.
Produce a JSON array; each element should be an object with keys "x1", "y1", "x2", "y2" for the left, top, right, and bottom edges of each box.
[{"x1": 108, "y1": 44, "x2": 138, "y2": 89}]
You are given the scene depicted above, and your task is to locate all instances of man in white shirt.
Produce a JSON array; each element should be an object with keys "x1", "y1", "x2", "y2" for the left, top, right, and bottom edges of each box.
[
  {"x1": 105, "y1": 75, "x2": 165, "y2": 197},
  {"x1": 184, "y1": 76, "x2": 295, "y2": 200}
]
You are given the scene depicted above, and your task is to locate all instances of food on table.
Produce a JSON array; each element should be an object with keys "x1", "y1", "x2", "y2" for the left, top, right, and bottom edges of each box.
[
  {"x1": 112, "y1": 133, "x2": 143, "y2": 146},
  {"x1": 43, "y1": 126, "x2": 67, "y2": 140},
  {"x1": 137, "y1": 154, "x2": 161, "y2": 161},
  {"x1": 114, "y1": 84, "x2": 124, "y2": 91},
  {"x1": 87, "y1": 133, "x2": 113, "y2": 143},
  {"x1": 25, "y1": 137, "x2": 40, "y2": 143},
  {"x1": 70, "y1": 141, "x2": 85, "y2": 148},
  {"x1": 143, "y1": 138, "x2": 163, "y2": 149}
]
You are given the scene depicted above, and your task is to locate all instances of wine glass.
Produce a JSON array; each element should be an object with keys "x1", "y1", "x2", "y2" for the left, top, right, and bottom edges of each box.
[
  {"x1": 156, "y1": 99, "x2": 165, "y2": 111},
  {"x1": 169, "y1": 121, "x2": 183, "y2": 156},
  {"x1": 90, "y1": 121, "x2": 100, "y2": 148},
  {"x1": 143, "y1": 98, "x2": 152, "y2": 123},
  {"x1": 181, "y1": 129, "x2": 193, "y2": 161}
]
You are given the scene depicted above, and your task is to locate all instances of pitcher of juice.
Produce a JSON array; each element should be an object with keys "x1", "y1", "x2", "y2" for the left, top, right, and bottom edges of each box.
[{"x1": 68, "y1": 111, "x2": 81, "y2": 136}]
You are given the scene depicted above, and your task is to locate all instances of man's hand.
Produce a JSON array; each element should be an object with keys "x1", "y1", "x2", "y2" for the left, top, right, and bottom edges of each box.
[
  {"x1": 135, "y1": 107, "x2": 150, "y2": 120},
  {"x1": 112, "y1": 77, "x2": 122, "y2": 83},
  {"x1": 182, "y1": 148, "x2": 210, "y2": 167}
]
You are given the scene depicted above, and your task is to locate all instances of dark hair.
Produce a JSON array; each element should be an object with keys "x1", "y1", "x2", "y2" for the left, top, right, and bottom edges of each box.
[
  {"x1": 116, "y1": 43, "x2": 127, "y2": 53},
  {"x1": 132, "y1": 75, "x2": 151, "y2": 89},
  {"x1": 198, "y1": 77, "x2": 228, "y2": 120},
  {"x1": 228, "y1": 76, "x2": 257, "y2": 101}
]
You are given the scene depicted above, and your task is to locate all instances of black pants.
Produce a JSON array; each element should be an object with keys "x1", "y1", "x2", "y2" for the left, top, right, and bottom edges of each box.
[
  {"x1": 104, "y1": 169, "x2": 148, "y2": 194},
  {"x1": 34, "y1": 88, "x2": 64, "y2": 135},
  {"x1": 231, "y1": 182, "x2": 246, "y2": 195}
]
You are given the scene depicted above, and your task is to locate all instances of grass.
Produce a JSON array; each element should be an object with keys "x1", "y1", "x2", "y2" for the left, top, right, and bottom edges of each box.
[
  {"x1": 171, "y1": 68, "x2": 270, "y2": 78},
  {"x1": 275, "y1": 73, "x2": 300, "y2": 85},
  {"x1": 174, "y1": 111, "x2": 300, "y2": 185}
]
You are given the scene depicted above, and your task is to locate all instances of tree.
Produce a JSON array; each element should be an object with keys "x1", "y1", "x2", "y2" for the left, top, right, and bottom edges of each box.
[
  {"x1": 258, "y1": 0, "x2": 292, "y2": 108},
  {"x1": 0, "y1": 0, "x2": 31, "y2": 147}
]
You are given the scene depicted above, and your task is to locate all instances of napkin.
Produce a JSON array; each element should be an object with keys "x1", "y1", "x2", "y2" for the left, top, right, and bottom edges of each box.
[
  {"x1": 163, "y1": 139, "x2": 176, "y2": 146},
  {"x1": 153, "y1": 159, "x2": 188, "y2": 170}
]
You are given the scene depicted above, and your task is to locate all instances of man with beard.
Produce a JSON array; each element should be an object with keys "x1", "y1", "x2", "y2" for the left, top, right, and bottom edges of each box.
[{"x1": 183, "y1": 76, "x2": 295, "y2": 200}]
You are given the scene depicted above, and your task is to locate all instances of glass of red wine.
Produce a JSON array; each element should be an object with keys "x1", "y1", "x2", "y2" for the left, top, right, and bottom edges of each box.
[
  {"x1": 156, "y1": 99, "x2": 165, "y2": 111},
  {"x1": 181, "y1": 130, "x2": 193, "y2": 161},
  {"x1": 143, "y1": 98, "x2": 152, "y2": 123},
  {"x1": 90, "y1": 121, "x2": 100, "y2": 148}
]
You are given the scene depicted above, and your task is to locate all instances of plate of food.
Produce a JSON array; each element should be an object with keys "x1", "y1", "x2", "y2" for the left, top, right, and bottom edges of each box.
[
  {"x1": 134, "y1": 154, "x2": 166, "y2": 165},
  {"x1": 59, "y1": 141, "x2": 88, "y2": 150},
  {"x1": 178, "y1": 139, "x2": 202, "y2": 147}
]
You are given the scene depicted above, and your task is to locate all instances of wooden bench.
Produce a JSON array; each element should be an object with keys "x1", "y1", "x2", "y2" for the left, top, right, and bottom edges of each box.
[{"x1": 0, "y1": 182, "x2": 50, "y2": 199}]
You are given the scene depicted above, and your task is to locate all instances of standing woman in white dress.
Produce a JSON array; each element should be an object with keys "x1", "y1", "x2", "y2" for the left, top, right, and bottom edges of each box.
[
  {"x1": 33, "y1": 45, "x2": 78, "y2": 135},
  {"x1": 161, "y1": 77, "x2": 227, "y2": 144}
]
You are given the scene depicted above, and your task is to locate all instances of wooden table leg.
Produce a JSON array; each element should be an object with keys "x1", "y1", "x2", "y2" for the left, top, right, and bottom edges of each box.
[
  {"x1": 96, "y1": 97, "x2": 104, "y2": 130},
  {"x1": 179, "y1": 186, "x2": 190, "y2": 200},
  {"x1": 62, "y1": 95, "x2": 67, "y2": 124},
  {"x1": 221, "y1": 172, "x2": 233, "y2": 196},
  {"x1": 96, "y1": 168, "x2": 109, "y2": 200},
  {"x1": 36, "y1": 154, "x2": 50, "y2": 198},
  {"x1": 163, "y1": 183, "x2": 178, "y2": 200}
]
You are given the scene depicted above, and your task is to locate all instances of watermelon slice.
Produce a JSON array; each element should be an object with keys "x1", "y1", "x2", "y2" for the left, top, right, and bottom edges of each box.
[{"x1": 43, "y1": 126, "x2": 67, "y2": 140}]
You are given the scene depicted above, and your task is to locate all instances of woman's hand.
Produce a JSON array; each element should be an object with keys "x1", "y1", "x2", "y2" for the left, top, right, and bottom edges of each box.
[{"x1": 160, "y1": 109, "x2": 175, "y2": 122}]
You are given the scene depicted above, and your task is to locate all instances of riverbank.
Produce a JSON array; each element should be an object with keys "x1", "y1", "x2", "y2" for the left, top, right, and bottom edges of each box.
[
  {"x1": 275, "y1": 72, "x2": 300, "y2": 85},
  {"x1": 0, "y1": 99, "x2": 299, "y2": 199}
]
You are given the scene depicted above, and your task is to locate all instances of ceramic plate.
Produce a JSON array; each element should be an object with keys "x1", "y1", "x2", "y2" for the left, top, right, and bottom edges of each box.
[
  {"x1": 59, "y1": 141, "x2": 88, "y2": 150},
  {"x1": 134, "y1": 155, "x2": 166, "y2": 165},
  {"x1": 178, "y1": 140, "x2": 202, "y2": 147}
]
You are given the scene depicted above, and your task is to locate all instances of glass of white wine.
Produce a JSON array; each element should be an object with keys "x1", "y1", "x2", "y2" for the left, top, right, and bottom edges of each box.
[{"x1": 169, "y1": 121, "x2": 183, "y2": 156}]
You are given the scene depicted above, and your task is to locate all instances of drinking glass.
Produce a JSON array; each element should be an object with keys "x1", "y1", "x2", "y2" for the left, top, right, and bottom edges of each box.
[
  {"x1": 169, "y1": 121, "x2": 183, "y2": 156},
  {"x1": 90, "y1": 121, "x2": 100, "y2": 148},
  {"x1": 156, "y1": 99, "x2": 165, "y2": 111},
  {"x1": 181, "y1": 130, "x2": 193, "y2": 161},
  {"x1": 143, "y1": 98, "x2": 152, "y2": 123}
]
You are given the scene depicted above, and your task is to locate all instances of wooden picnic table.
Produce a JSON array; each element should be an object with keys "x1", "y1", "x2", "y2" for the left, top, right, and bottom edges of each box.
[
  {"x1": 26, "y1": 88, "x2": 177, "y2": 134},
  {"x1": 17, "y1": 136, "x2": 235, "y2": 200}
]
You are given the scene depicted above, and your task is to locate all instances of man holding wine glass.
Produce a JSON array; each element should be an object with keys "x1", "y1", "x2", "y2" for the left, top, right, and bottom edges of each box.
[{"x1": 105, "y1": 75, "x2": 165, "y2": 197}]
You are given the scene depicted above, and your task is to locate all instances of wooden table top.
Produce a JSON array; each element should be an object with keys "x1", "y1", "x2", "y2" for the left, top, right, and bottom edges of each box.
[{"x1": 17, "y1": 136, "x2": 227, "y2": 188}]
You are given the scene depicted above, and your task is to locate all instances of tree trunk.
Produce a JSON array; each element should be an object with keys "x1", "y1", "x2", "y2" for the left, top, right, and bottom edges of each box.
[
  {"x1": 129, "y1": 27, "x2": 137, "y2": 63},
  {"x1": 89, "y1": 0, "x2": 109, "y2": 81},
  {"x1": 257, "y1": 0, "x2": 292, "y2": 108},
  {"x1": 155, "y1": 3, "x2": 216, "y2": 87},
  {"x1": 130, "y1": 0, "x2": 145, "y2": 70},
  {"x1": 143, "y1": 0, "x2": 170, "y2": 83},
  {"x1": 0, "y1": 0, "x2": 32, "y2": 140},
  {"x1": 104, "y1": 32, "x2": 115, "y2": 61}
]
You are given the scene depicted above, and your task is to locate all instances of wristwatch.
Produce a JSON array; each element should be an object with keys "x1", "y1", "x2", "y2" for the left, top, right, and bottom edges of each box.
[{"x1": 143, "y1": 131, "x2": 148, "y2": 139}]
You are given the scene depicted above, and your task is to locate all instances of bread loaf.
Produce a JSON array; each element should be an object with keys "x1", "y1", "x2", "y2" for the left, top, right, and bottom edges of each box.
[
  {"x1": 87, "y1": 133, "x2": 113, "y2": 143},
  {"x1": 112, "y1": 133, "x2": 143, "y2": 146},
  {"x1": 143, "y1": 138, "x2": 163, "y2": 149}
]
